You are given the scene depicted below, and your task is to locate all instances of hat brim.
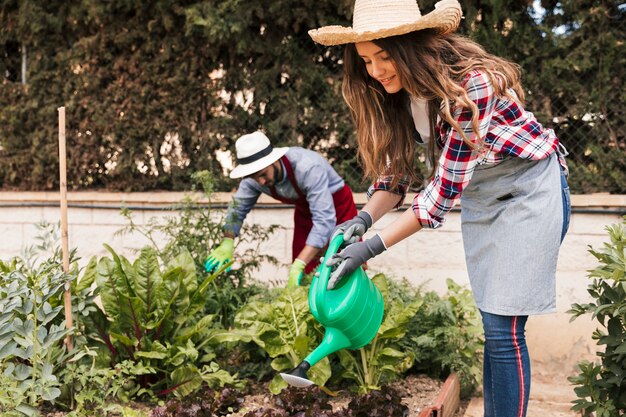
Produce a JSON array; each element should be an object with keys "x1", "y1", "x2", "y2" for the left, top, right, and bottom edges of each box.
[
  {"x1": 308, "y1": 0, "x2": 462, "y2": 46},
  {"x1": 229, "y1": 147, "x2": 289, "y2": 179}
]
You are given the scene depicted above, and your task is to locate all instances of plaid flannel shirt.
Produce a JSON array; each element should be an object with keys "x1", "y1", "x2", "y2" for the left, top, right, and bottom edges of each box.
[{"x1": 368, "y1": 70, "x2": 565, "y2": 229}]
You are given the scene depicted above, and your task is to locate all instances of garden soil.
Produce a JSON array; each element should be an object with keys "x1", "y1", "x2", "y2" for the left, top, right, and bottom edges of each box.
[
  {"x1": 41, "y1": 374, "x2": 465, "y2": 416},
  {"x1": 226, "y1": 374, "x2": 450, "y2": 417}
]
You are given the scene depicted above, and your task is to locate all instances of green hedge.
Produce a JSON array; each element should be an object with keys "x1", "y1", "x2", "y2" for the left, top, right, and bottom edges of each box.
[{"x1": 1, "y1": 0, "x2": 623, "y2": 193}]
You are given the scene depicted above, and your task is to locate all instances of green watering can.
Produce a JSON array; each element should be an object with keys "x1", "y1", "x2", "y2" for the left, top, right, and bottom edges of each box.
[{"x1": 280, "y1": 234, "x2": 385, "y2": 387}]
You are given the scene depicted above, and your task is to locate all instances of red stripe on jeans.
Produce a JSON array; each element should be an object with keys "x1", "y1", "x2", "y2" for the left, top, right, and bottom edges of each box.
[{"x1": 512, "y1": 316, "x2": 525, "y2": 417}]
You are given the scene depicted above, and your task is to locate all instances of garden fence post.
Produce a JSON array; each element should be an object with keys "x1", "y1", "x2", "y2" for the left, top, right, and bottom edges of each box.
[{"x1": 58, "y1": 105, "x2": 73, "y2": 350}]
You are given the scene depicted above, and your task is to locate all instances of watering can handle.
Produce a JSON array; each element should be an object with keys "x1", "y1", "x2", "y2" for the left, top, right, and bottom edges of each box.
[{"x1": 315, "y1": 234, "x2": 345, "y2": 297}]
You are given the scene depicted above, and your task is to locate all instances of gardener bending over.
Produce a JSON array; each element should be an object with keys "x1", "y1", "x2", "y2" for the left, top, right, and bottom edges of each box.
[{"x1": 204, "y1": 131, "x2": 358, "y2": 287}]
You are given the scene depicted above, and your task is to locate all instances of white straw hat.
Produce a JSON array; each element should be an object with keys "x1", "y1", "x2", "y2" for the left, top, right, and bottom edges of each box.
[
  {"x1": 309, "y1": 0, "x2": 462, "y2": 46},
  {"x1": 229, "y1": 131, "x2": 289, "y2": 179}
]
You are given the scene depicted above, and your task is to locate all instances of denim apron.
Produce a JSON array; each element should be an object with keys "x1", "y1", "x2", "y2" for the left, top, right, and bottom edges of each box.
[{"x1": 460, "y1": 152, "x2": 564, "y2": 315}]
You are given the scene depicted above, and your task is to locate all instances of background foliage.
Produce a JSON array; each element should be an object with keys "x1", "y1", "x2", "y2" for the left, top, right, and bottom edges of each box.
[
  {"x1": 567, "y1": 218, "x2": 626, "y2": 416},
  {"x1": 0, "y1": 0, "x2": 624, "y2": 193}
]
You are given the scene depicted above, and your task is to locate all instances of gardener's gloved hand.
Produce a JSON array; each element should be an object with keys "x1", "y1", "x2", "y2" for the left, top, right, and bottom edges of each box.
[
  {"x1": 325, "y1": 234, "x2": 386, "y2": 290},
  {"x1": 286, "y1": 259, "x2": 307, "y2": 288},
  {"x1": 204, "y1": 238, "x2": 234, "y2": 273},
  {"x1": 331, "y1": 211, "x2": 373, "y2": 245}
]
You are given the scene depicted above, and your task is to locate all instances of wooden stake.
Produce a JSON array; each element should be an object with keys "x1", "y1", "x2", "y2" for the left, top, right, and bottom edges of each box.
[{"x1": 58, "y1": 106, "x2": 73, "y2": 350}]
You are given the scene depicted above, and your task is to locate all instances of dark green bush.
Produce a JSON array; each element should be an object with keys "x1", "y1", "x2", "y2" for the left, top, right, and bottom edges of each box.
[{"x1": 567, "y1": 218, "x2": 626, "y2": 416}]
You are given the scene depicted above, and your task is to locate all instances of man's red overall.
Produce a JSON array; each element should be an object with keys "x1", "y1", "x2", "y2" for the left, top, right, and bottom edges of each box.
[{"x1": 269, "y1": 155, "x2": 358, "y2": 273}]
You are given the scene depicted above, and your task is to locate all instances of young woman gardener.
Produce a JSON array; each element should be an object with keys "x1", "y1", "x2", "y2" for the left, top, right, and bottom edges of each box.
[{"x1": 309, "y1": 0, "x2": 571, "y2": 416}]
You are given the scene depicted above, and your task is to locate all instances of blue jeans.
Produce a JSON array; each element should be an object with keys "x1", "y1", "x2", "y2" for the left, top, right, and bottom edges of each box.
[{"x1": 481, "y1": 311, "x2": 530, "y2": 417}]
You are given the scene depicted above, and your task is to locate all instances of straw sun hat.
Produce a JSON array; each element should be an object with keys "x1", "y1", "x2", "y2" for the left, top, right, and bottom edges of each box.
[
  {"x1": 229, "y1": 131, "x2": 288, "y2": 179},
  {"x1": 309, "y1": 0, "x2": 462, "y2": 46}
]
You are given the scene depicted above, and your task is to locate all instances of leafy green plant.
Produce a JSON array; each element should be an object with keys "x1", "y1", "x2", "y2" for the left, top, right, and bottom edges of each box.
[
  {"x1": 336, "y1": 274, "x2": 423, "y2": 394},
  {"x1": 116, "y1": 170, "x2": 276, "y2": 329},
  {"x1": 0, "y1": 372, "x2": 29, "y2": 416},
  {"x1": 0, "y1": 258, "x2": 73, "y2": 416},
  {"x1": 567, "y1": 219, "x2": 626, "y2": 416},
  {"x1": 401, "y1": 279, "x2": 483, "y2": 398},
  {"x1": 92, "y1": 244, "x2": 242, "y2": 398},
  {"x1": 233, "y1": 286, "x2": 330, "y2": 394},
  {"x1": 57, "y1": 357, "x2": 142, "y2": 416},
  {"x1": 0, "y1": 221, "x2": 123, "y2": 416}
]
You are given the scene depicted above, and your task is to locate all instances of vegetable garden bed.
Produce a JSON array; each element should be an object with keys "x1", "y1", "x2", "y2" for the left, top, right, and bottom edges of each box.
[
  {"x1": 37, "y1": 374, "x2": 461, "y2": 416},
  {"x1": 0, "y1": 177, "x2": 481, "y2": 417}
]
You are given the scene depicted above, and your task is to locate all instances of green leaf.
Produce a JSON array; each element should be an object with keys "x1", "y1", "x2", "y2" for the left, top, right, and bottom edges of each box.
[
  {"x1": 16, "y1": 404, "x2": 39, "y2": 417},
  {"x1": 13, "y1": 364, "x2": 31, "y2": 381},
  {"x1": 135, "y1": 350, "x2": 167, "y2": 359},
  {"x1": 40, "y1": 386, "x2": 61, "y2": 401},
  {"x1": 76, "y1": 256, "x2": 98, "y2": 293},
  {"x1": 167, "y1": 250, "x2": 196, "y2": 293},
  {"x1": 133, "y1": 247, "x2": 162, "y2": 317},
  {"x1": 0, "y1": 341, "x2": 17, "y2": 360},
  {"x1": 170, "y1": 364, "x2": 201, "y2": 397},
  {"x1": 110, "y1": 332, "x2": 136, "y2": 347}
]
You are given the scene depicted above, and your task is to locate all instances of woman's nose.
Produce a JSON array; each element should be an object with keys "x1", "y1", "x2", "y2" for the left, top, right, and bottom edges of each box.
[{"x1": 371, "y1": 61, "x2": 385, "y2": 77}]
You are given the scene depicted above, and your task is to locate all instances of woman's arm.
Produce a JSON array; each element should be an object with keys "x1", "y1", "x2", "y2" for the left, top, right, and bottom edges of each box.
[
  {"x1": 361, "y1": 190, "x2": 403, "y2": 223},
  {"x1": 379, "y1": 207, "x2": 422, "y2": 247}
]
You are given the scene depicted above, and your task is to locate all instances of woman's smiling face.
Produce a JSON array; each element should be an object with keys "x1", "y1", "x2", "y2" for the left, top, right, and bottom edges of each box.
[{"x1": 355, "y1": 41, "x2": 403, "y2": 94}]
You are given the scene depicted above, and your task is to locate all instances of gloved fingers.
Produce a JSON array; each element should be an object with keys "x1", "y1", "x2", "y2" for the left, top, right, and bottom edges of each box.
[
  {"x1": 205, "y1": 257, "x2": 230, "y2": 273},
  {"x1": 325, "y1": 253, "x2": 344, "y2": 267},
  {"x1": 343, "y1": 224, "x2": 364, "y2": 242},
  {"x1": 327, "y1": 260, "x2": 350, "y2": 290},
  {"x1": 344, "y1": 235, "x2": 360, "y2": 245},
  {"x1": 330, "y1": 226, "x2": 346, "y2": 242},
  {"x1": 204, "y1": 257, "x2": 217, "y2": 272}
]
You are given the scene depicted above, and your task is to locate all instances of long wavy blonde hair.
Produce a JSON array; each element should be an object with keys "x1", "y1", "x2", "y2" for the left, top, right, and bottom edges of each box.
[{"x1": 342, "y1": 29, "x2": 524, "y2": 186}]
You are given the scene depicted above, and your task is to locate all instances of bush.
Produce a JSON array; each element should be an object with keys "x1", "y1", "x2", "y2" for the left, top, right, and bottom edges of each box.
[
  {"x1": 567, "y1": 218, "x2": 626, "y2": 416},
  {"x1": 399, "y1": 279, "x2": 483, "y2": 398}
]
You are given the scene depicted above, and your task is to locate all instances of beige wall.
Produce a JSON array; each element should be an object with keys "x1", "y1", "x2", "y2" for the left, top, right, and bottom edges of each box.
[{"x1": 1, "y1": 191, "x2": 624, "y2": 379}]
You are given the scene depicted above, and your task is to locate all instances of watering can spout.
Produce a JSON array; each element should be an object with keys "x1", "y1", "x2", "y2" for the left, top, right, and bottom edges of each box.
[
  {"x1": 304, "y1": 326, "x2": 352, "y2": 367},
  {"x1": 280, "y1": 327, "x2": 352, "y2": 387},
  {"x1": 280, "y1": 361, "x2": 313, "y2": 387}
]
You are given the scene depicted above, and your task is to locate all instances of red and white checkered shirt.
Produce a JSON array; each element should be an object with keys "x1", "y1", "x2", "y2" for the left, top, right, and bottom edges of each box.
[{"x1": 368, "y1": 69, "x2": 566, "y2": 229}]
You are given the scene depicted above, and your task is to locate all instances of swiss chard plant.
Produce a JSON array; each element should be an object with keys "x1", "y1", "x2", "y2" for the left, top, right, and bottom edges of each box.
[
  {"x1": 233, "y1": 285, "x2": 330, "y2": 394},
  {"x1": 567, "y1": 219, "x2": 626, "y2": 416},
  {"x1": 115, "y1": 170, "x2": 277, "y2": 329},
  {"x1": 336, "y1": 274, "x2": 423, "y2": 394},
  {"x1": 93, "y1": 244, "x2": 242, "y2": 398}
]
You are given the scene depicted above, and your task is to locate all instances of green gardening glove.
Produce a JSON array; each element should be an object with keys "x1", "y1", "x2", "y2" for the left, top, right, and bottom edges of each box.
[
  {"x1": 286, "y1": 259, "x2": 307, "y2": 288},
  {"x1": 204, "y1": 238, "x2": 234, "y2": 273}
]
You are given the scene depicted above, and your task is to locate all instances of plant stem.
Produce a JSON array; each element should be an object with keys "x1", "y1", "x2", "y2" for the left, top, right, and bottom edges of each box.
[
  {"x1": 31, "y1": 276, "x2": 40, "y2": 404},
  {"x1": 360, "y1": 348, "x2": 370, "y2": 387},
  {"x1": 289, "y1": 295, "x2": 299, "y2": 337}
]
